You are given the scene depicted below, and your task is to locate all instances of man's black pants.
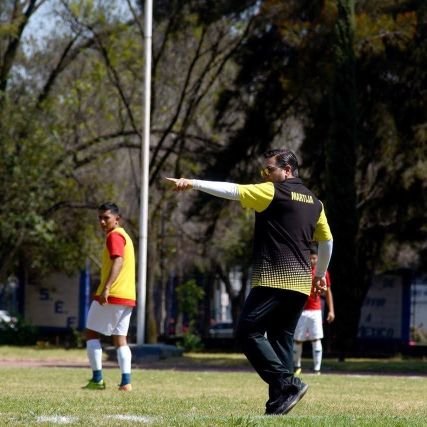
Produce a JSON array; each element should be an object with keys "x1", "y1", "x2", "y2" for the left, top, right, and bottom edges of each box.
[{"x1": 235, "y1": 287, "x2": 307, "y2": 396}]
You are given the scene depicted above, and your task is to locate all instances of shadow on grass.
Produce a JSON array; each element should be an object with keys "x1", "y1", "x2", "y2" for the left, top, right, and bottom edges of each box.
[
  {"x1": 0, "y1": 346, "x2": 425, "y2": 375},
  {"x1": 135, "y1": 353, "x2": 427, "y2": 376}
]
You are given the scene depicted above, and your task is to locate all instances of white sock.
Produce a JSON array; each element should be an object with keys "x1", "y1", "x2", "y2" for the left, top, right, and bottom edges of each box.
[
  {"x1": 312, "y1": 339, "x2": 322, "y2": 371},
  {"x1": 86, "y1": 339, "x2": 102, "y2": 371},
  {"x1": 116, "y1": 345, "x2": 132, "y2": 374},
  {"x1": 293, "y1": 342, "x2": 303, "y2": 368}
]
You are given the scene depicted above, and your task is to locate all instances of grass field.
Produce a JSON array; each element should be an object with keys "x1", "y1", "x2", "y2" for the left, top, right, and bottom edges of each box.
[{"x1": 1, "y1": 346, "x2": 426, "y2": 426}]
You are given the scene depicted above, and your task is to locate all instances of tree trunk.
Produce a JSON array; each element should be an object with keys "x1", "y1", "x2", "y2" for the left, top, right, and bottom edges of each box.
[{"x1": 324, "y1": 0, "x2": 361, "y2": 358}]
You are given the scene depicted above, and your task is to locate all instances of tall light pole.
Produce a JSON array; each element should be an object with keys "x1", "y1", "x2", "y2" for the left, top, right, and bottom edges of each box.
[{"x1": 137, "y1": 0, "x2": 153, "y2": 345}]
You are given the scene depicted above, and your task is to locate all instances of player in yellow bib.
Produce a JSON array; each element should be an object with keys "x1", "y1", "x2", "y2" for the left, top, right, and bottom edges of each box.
[
  {"x1": 82, "y1": 202, "x2": 136, "y2": 391},
  {"x1": 167, "y1": 149, "x2": 333, "y2": 415}
]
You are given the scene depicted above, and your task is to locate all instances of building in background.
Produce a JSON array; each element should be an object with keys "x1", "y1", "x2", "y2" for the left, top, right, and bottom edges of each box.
[
  {"x1": 24, "y1": 269, "x2": 91, "y2": 332},
  {"x1": 358, "y1": 270, "x2": 427, "y2": 352}
]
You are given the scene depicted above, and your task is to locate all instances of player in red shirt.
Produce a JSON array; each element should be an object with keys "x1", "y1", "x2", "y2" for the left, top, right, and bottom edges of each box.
[
  {"x1": 293, "y1": 246, "x2": 335, "y2": 374},
  {"x1": 83, "y1": 202, "x2": 136, "y2": 391}
]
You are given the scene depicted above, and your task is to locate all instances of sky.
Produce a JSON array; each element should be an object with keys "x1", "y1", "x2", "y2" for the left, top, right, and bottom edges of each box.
[
  {"x1": 23, "y1": 0, "x2": 140, "y2": 48},
  {"x1": 23, "y1": 0, "x2": 59, "y2": 45}
]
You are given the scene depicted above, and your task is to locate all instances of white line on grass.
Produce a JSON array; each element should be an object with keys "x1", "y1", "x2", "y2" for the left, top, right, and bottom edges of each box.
[
  {"x1": 108, "y1": 414, "x2": 158, "y2": 423},
  {"x1": 37, "y1": 416, "x2": 77, "y2": 424},
  {"x1": 36, "y1": 414, "x2": 158, "y2": 424}
]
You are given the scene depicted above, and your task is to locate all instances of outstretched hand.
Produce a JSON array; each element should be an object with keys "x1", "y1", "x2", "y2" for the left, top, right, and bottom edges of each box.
[{"x1": 165, "y1": 177, "x2": 193, "y2": 192}]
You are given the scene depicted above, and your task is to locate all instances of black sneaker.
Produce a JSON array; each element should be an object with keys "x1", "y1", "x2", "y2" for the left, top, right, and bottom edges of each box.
[
  {"x1": 278, "y1": 381, "x2": 309, "y2": 414},
  {"x1": 265, "y1": 377, "x2": 309, "y2": 415}
]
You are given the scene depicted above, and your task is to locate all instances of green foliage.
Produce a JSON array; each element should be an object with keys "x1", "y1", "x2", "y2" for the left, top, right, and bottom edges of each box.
[
  {"x1": 177, "y1": 331, "x2": 204, "y2": 352},
  {"x1": 176, "y1": 279, "x2": 205, "y2": 350},
  {"x1": 0, "y1": 98, "x2": 83, "y2": 276},
  {"x1": 176, "y1": 279, "x2": 205, "y2": 323},
  {"x1": 1, "y1": 0, "x2": 426, "y2": 355},
  {"x1": 0, "y1": 2, "x2": 131, "y2": 281},
  {"x1": 207, "y1": 0, "x2": 427, "y2": 354},
  {"x1": 0, "y1": 317, "x2": 39, "y2": 346},
  {"x1": 0, "y1": 118, "x2": 96, "y2": 275},
  {"x1": 68, "y1": 329, "x2": 85, "y2": 349}
]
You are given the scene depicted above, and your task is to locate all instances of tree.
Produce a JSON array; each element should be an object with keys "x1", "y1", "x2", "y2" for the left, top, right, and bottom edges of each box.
[
  {"x1": 0, "y1": 0, "x2": 259, "y2": 342},
  {"x1": 299, "y1": 0, "x2": 427, "y2": 355},
  {"x1": 0, "y1": 0, "x2": 98, "y2": 281},
  {"x1": 3, "y1": 0, "x2": 424, "y2": 353},
  {"x1": 192, "y1": 0, "x2": 427, "y2": 354}
]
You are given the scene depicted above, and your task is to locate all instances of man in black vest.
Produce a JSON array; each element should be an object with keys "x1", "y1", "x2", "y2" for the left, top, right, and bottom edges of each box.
[{"x1": 167, "y1": 149, "x2": 333, "y2": 415}]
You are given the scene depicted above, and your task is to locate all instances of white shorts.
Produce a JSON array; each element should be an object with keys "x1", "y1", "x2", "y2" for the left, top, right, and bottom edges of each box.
[
  {"x1": 294, "y1": 309, "x2": 323, "y2": 341},
  {"x1": 86, "y1": 301, "x2": 133, "y2": 336}
]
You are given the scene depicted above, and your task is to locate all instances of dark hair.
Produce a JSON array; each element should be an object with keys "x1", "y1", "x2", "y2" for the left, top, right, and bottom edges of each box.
[
  {"x1": 309, "y1": 243, "x2": 318, "y2": 255},
  {"x1": 263, "y1": 149, "x2": 299, "y2": 177},
  {"x1": 98, "y1": 202, "x2": 120, "y2": 215}
]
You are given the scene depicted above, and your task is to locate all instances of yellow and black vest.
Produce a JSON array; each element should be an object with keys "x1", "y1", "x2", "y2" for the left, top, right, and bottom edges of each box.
[{"x1": 238, "y1": 178, "x2": 332, "y2": 295}]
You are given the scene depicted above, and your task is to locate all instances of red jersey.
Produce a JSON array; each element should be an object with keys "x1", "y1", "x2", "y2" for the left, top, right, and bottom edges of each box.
[
  {"x1": 106, "y1": 232, "x2": 125, "y2": 258},
  {"x1": 303, "y1": 270, "x2": 331, "y2": 310}
]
